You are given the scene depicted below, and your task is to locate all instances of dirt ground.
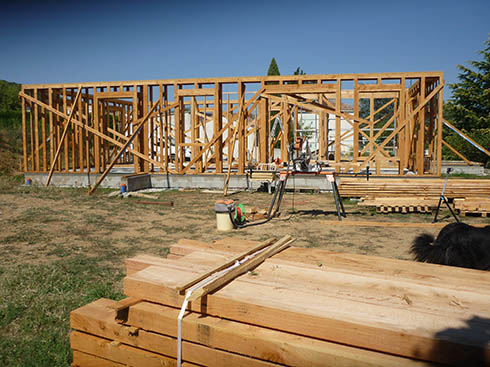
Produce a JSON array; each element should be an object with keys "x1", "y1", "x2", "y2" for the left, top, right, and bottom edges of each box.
[{"x1": 2, "y1": 178, "x2": 488, "y2": 267}]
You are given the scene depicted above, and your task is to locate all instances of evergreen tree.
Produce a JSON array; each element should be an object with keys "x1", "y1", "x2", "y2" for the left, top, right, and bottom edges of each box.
[
  {"x1": 267, "y1": 58, "x2": 280, "y2": 76},
  {"x1": 444, "y1": 34, "x2": 490, "y2": 131},
  {"x1": 443, "y1": 34, "x2": 490, "y2": 167}
]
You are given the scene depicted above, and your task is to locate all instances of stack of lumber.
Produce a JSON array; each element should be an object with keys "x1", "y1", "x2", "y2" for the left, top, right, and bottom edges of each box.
[
  {"x1": 454, "y1": 197, "x2": 490, "y2": 217},
  {"x1": 338, "y1": 177, "x2": 490, "y2": 199},
  {"x1": 358, "y1": 197, "x2": 439, "y2": 214},
  {"x1": 71, "y1": 237, "x2": 490, "y2": 367}
]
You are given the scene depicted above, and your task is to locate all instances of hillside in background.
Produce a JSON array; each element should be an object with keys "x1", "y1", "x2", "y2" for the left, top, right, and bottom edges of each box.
[{"x1": 0, "y1": 80, "x2": 22, "y2": 174}]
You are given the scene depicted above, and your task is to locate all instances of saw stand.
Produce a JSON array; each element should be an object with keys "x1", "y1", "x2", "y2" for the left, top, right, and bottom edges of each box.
[
  {"x1": 432, "y1": 168, "x2": 460, "y2": 223},
  {"x1": 327, "y1": 173, "x2": 346, "y2": 221}
]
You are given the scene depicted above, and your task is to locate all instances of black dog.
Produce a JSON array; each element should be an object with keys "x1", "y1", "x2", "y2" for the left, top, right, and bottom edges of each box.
[{"x1": 410, "y1": 222, "x2": 490, "y2": 270}]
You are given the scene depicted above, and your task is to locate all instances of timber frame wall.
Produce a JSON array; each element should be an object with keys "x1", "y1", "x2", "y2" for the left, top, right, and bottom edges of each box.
[{"x1": 19, "y1": 72, "x2": 445, "y2": 177}]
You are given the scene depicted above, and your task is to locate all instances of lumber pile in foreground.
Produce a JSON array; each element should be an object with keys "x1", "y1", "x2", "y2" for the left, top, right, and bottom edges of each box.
[
  {"x1": 71, "y1": 237, "x2": 490, "y2": 367},
  {"x1": 338, "y1": 177, "x2": 490, "y2": 199}
]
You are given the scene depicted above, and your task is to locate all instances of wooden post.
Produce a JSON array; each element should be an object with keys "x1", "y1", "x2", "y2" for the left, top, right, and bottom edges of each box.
[
  {"x1": 191, "y1": 97, "x2": 198, "y2": 172},
  {"x1": 70, "y1": 89, "x2": 76, "y2": 172},
  {"x1": 399, "y1": 77, "x2": 406, "y2": 173},
  {"x1": 369, "y1": 94, "x2": 374, "y2": 157},
  {"x1": 436, "y1": 82, "x2": 444, "y2": 176},
  {"x1": 34, "y1": 88, "x2": 39, "y2": 172},
  {"x1": 132, "y1": 85, "x2": 140, "y2": 173},
  {"x1": 353, "y1": 79, "x2": 359, "y2": 163},
  {"x1": 238, "y1": 82, "x2": 246, "y2": 174},
  {"x1": 214, "y1": 82, "x2": 223, "y2": 173},
  {"x1": 93, "y1": 88, "x2": 100, "y2": 172},
  {"x1": 416, "y1": 77, "x2": 426, "y2": 174},
  {"x1": 335, "y1": 80, "x2": 341, "y2": 171},
  {"x1": 29, "y1": 95, "x2": 34, "y2": 172},
  {"x1": 258, "y1": 96, "x2": 269, "y2": 164},
  {"x1": 46, "y1": 87, "x2": 82, "y2": 186},
  {"x1": 21, "y1": 90, "x2": 27, "y2": 171},
  {"x1": 41, "y1": 91, "x2": 47, "y2": 171},
  {"x1": 78, "y1": 88, "x2": 84, "y2": 172},
  {"x1": 142, "y1": 85, "x2": 150, "y2": 172}
]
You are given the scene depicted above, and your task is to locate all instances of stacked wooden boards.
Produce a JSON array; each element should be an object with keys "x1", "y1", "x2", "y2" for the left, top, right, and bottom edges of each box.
[
  {"x1": 71, "y1": 237, "x2": 490, "y2": 367},
  {"x1": 357, "y1": 197, "x2": 439, "y2": 213},
  {"x1": 454, "y1": 198, "x2": 490, "y2": 217},
  {"x1": 338, "y1": 177, "x2": 490, "y2": 199}
]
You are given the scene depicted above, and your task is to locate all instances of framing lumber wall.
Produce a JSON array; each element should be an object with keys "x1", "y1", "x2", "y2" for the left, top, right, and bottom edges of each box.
[{"x1": 20, "y1": 72, "x2": 446, "y2": 178}]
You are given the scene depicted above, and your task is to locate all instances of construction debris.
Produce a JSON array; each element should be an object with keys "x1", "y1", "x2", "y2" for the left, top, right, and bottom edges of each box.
[{"x1": 70, "y1": 237, "x2": 490, "y2": 367}]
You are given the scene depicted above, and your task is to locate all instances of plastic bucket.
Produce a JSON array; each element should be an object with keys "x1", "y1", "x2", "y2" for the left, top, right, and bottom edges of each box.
[{"x1": 215, "y1": 200, "x2": 234, "y2": 231}]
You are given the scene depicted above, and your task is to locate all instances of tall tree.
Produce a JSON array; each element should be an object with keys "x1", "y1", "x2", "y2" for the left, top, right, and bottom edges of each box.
[
  {"x1": 267, "y1": 58, "x2": 280, "y2": 76},
  {"x1": 443, "y1": 34, "x2": 490, "y2": 167},
  {"x1": 444, "y1": 35, "x2": 490, "y2": 131}
]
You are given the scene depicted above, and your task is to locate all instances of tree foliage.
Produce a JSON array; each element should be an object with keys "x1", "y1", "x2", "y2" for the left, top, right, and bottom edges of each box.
[
  {"x1": 293, "y1": 67, "x2": 305, "y2": 75},
  {"x1": 0, "y1": 80, "x2": 21, "y2": 112},
  {"x1": 443, "y1": 34, "x2": 490, "y2": 167},
  {"x1": 267, "y1": 58, "x2": 280, "y2": 76},
  {"x1": 444, "y1": 35, "x2": 490, "y2": 131}
]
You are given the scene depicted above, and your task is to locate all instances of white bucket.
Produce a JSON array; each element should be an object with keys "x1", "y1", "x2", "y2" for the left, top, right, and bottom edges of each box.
[{"x1": 215, "y1": 200, "x2": 234, "y2": 231}]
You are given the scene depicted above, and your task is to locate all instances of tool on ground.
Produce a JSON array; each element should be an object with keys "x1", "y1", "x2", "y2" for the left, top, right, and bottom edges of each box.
[{"x1": 433, "y1": 168, "x2": 460, "y2": 223}]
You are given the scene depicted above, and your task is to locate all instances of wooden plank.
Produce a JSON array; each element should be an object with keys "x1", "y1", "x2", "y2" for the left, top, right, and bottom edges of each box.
[
  {"x1": 72, "y1": 351, "x2": 126, "y2": 367},
  {"x1": 176, "y1": 88, "x2": 215, "y2": 96},
  {"x1": 70, "y1": 330, "x2": 199, "y2": 367},
  {"x1": 264, "y1": 83, "x2": 336, "y2": 94},
  {"x1": 123, "y1": 264, "x2": 490, "y2": 366},
  {"x1": 124, "y1": 300, "x2": 435, "y2": 367},
  {"x1": 21, "y1": 71, "x2": 444, "y2": 90},
  {"x1": 167, "y1": 238, "x2": 490, "y2": 292},
  {"x1": 186, "y1": 236, "x2": 293, "y2": 301},
  {"x1": 176, "y1": 238, "x2": 276, "y2": 292},
  {"x1": 71, "y1": 299, "x2": 281, "y2": 367},
  {"x1": 95, "y1": 91, "x2": 135, "y2": 99},
  {"x1": 147, "y1": 249, "x2": 490, "y2": 318}
]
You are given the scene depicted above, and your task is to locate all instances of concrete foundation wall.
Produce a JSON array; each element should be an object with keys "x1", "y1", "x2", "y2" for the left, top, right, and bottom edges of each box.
[{"x1": 26, "y1": 172, "x2": 333, "y2": 191}]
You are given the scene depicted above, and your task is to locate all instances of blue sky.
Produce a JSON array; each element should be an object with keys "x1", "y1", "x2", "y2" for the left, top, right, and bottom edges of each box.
[{"x1": 1, "y1": 0, "x2": 489, "y2": 99}]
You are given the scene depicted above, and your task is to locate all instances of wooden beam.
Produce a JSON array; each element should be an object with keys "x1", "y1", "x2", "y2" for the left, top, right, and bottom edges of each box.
[
  {"x1": 443, "y1": 119, "x2": 490, "y2": 158},
  {"x1": 442, "y1": 139, "x2": 473, "y2": 165},
  {"x1": 187, "y1": 235, "x2": 293, "y2": 301},
  {"x1": 176, "y1": 88, "x2": 215, "y2": 96},
  {"x1": 88, "y1": 96, "x2": 168, "y2": 195},
  {"x1": 45, "y1": 87, "x2": 82, "y2": 186},
  {"x1": 176, "y1": 238, "x2": 276, "y2": 293}
]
